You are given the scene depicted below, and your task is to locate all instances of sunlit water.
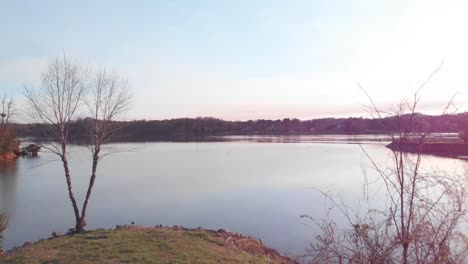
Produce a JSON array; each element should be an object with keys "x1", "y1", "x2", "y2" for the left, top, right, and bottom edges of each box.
[{"x1": 0, "y1": 137, "x2": 466, "y2": 256}]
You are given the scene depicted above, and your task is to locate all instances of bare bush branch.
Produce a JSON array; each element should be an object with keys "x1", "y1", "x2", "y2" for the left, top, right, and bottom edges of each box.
[{"x1": 306, "y1": 69, "x2": 467, "y2": 264}]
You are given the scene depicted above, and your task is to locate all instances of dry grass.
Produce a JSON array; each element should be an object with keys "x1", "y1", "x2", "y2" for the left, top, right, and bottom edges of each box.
[{"x1": 0, "y1": 227, "x2": 291, "y2": 264}]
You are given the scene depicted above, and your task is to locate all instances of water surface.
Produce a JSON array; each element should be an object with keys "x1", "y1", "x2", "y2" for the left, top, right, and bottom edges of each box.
[{"x1": 0, "y1": 137, "x2": 465, "y2": 256}]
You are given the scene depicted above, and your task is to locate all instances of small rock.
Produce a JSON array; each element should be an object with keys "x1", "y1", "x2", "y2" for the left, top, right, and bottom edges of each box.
[
  {"x1": 52, "y1": 231, "x2": 62, "y2": 238},
  {"x1": 22, "y1": 242, "x2": 32, "y2": 247}
]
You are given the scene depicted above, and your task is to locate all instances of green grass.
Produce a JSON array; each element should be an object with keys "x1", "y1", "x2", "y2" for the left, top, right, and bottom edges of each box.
[{"x1": 0, "y1": 227, "x2": 285, "y2": 264}]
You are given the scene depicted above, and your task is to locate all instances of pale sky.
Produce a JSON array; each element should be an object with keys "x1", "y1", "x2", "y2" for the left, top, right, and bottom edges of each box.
[{"x1": 1, "y1": 0, "x2": 468, "y2": 121}]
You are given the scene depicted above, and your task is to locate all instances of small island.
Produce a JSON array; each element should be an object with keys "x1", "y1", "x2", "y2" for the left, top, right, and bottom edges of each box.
[
  {"x1": 386, "y1": 131, "x2": 468, "y2": 158},
  {"x1": 0, "y1": 116, "x2": 40, "y2": 160}
]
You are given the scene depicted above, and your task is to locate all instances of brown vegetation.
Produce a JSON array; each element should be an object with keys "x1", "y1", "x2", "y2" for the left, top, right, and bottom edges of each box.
[
  {"x1": 0, "y1": 94, "x2": 18, "y2": 160},
  {"x1": 304, "y1": 75, "x2": 468, "y2": 263}
]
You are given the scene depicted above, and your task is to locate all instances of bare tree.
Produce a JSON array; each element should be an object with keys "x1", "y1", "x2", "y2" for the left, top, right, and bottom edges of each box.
[
  {"x1": 78, "y1": 69, "x2": 131, "y2": 231},
  {"x1": 24, "y1": 56, "x2": 87, "y2": 232},
  {"x1": 304, "y1": 72, "x2": 467, "y2": 263},
  {"x1": 0, "y1": 92, "x2": 18, "y2": 157},
  {"x1": 24, "y1": 57, "x2": 131, "y2": 233},
  {"x1": 0, "y1": 92, "x2": 14, "y2": 136}
]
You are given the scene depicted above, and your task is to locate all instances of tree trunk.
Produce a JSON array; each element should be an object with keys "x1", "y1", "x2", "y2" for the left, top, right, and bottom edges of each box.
[
  {"x1": 61, "y1": 155, "x2": 81, "y2": 232},
  {"x1": 402, "y1": 243, "x2": 409, "y2": 264},
  {"x1": 78, "y1": 149, "x2": 100, "y2": 232}
]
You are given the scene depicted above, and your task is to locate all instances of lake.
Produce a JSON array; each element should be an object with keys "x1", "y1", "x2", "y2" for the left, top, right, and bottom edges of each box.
[{"x1": 0, "y1": 136, "x2": 466, "y2": 256}]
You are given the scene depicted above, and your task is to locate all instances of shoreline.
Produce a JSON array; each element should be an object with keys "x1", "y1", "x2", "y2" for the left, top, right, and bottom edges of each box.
[
  {"x1": 0, "y1": 153, "x2": 18, "y2": 161},
  {"x1": 387, "y1": 141, "x2": 468, "y2": 158},
  {"x1": 1, "y1": 225, "x2": 299, "y2": 263}
]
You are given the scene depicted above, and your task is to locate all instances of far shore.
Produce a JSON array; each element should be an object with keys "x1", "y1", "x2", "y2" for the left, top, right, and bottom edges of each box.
[{"x1": 19, "y1": 132, "x2": 461, "y2": 144}]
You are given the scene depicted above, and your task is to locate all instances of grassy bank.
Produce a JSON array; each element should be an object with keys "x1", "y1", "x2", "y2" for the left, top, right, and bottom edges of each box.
[{"x1": 0, "y1": 226, "x2": 298, "y2": 264}]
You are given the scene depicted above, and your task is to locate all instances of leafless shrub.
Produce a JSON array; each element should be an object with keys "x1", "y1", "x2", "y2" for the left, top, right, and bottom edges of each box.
[
  {"x1": 0, "y1": 92, "x2": 19, "y2": 155},
  {"x1": 304, "y1": 69, "x2": 467, "y2": 264},
  {"x1": 0, "y1": 92, "x2": 14, "y2": 134}
]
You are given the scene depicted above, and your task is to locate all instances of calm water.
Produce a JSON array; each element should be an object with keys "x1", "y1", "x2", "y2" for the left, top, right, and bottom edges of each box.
[{"x1": 0, "y1": 137, "x2": 466, "y2": 256}]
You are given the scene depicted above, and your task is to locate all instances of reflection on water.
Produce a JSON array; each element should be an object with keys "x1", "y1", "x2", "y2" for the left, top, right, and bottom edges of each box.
[
  {"x1": 0, "y1": 161, "x2": 17, "y2": 175},
  {"x1": 0, "y1": 139, "x2": 466, "y2": 255},
  {"x1": 213, "y1": 135, "x2": 391, "y2": 144},
  {"x1": 0, "y1": 160, "x2": 18, "y2": 215},
  {"x1": 0, "y1": 213, "x2": 5, "y2": 250},
  {"x1": 0, "y1": 160, "x2": 18, "y2": 249}
]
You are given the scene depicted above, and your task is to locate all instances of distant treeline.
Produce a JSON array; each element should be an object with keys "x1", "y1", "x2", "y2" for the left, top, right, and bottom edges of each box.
[{"x1": 13, "y1": 113, "x2": 468, "y2": 142}]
